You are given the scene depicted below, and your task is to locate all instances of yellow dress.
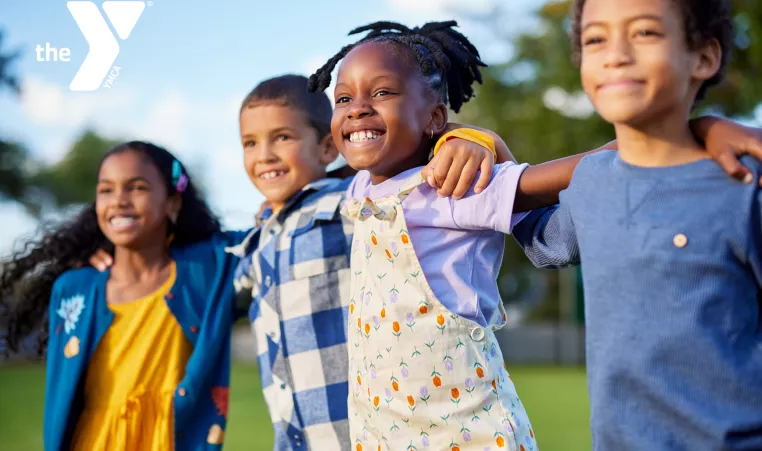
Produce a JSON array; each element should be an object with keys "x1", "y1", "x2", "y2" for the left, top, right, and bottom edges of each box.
[{"x1": 72, "y1": 263, "x2": 192, "y2": 450}]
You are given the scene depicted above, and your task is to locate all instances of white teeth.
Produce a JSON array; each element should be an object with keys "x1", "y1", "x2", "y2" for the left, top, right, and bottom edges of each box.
[
  {"x1": 111, "y1": 217, "x2": 135, "y2": 229},
  {"x1": 349, "y1": 130, "x2": 382, "y2": 143},
  {"x1": 260, "y1": 170, "x2": 284, "y2": 180}
]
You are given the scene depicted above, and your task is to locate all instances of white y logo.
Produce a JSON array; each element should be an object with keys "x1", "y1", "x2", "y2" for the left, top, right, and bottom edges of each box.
[{"x1": 67, "y1": 1, "x2": 146, "y2": 91}]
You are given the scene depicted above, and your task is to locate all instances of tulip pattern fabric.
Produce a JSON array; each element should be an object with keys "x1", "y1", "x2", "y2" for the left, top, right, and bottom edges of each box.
[{"x1": 342, "y1": 173, "x2": 538, "y2": 451}]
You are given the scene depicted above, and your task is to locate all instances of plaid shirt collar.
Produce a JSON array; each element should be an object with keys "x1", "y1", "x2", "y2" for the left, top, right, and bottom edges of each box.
[{"x1": 226, "y1": 178, "x2": 345, "y2": 258}]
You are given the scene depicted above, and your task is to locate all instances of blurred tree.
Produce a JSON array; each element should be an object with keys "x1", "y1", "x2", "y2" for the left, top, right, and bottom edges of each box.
[
  {"x1": 0, "y1": 29, "x2": 28, "y2": 204},
  {"x1": 0, "y1": 141, "x2": 28, "y2": 202},
  {"x1": 0, "y1": 29, "x2": 20, "y2": 95},
  {"x1": 455, "y1": 0, "x2": 762, "y2": 321},
  {"x1": 27, "y1": 130, "x2": 121, "y2": 210}
]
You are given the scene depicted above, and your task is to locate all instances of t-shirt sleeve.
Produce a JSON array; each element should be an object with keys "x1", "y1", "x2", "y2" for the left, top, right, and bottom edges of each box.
[
  {"x1": 450, "y1": 162, "x2": 530, "y2": 234},
  {"x1": 511, "y1": 189, "x2": 580, "y2": 269}
]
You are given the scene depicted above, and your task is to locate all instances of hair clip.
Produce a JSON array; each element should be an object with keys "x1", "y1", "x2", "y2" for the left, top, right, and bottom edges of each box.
[{"x1": 172, "y1": 160, "x2": 188, "y2": 193}]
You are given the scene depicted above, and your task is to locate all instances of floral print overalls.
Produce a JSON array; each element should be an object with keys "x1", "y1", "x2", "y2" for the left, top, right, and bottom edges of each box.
[{"x1": 341, "y1": 173, "x2": 538, "y2": 451}]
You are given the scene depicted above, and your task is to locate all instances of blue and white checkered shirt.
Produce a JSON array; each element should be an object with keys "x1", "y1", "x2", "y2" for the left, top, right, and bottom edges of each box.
[{"x1": 229, "y1": 178, "x2": 354, "y2": 451}]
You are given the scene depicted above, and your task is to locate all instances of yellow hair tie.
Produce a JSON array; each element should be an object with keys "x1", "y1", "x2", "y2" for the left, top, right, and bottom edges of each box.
[{"x1": 432, "y1": 128, "x2": 497, "y2": 160}]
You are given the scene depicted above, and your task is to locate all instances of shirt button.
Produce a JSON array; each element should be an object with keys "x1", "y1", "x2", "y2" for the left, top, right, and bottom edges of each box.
[
  {"x1": 673, "y1": 233, "x2": 688, "y2": 248},
  {"x1": 265, "y1": 276, "x2": 271, "y2": 287},
  {"x1": 190, "y1": 326, "x2": 199, "y2": 333},
  {"x1": 280, "y1": 383, "x2": 286, "y2": 389},
  {"x1": 470, "y1": 327, "x2": 485, "y2": 342},
  {"x1": 178, "y1": 388, "x2": 187, "y2": 396}
]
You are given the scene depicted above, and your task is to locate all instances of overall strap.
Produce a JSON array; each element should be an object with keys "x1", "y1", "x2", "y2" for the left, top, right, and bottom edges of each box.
[{"x1": 342, "y1": 171, "x2": 427, "y2": 221}]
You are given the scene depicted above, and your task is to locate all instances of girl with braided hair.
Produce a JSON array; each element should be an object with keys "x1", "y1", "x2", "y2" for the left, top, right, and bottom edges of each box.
[
  {"x1": 309, "y1": 19, "x2": 762, "y2": 451},
  {"x1": 1, "y1": 142, "x2": 247, "y2": 450},
  {"x1": 309, "y1": 20, "x2": 541, "y2": 451}
]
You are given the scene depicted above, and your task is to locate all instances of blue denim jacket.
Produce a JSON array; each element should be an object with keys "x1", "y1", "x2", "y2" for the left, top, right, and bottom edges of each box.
[{"x1": 44, "y1": 232, "x2": 248, "y2": 451}]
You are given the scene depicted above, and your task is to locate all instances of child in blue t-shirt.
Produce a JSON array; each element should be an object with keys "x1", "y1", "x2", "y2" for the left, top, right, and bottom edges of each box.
[{"x1": 514, "y1": 0, "x2": 762, "y2": 449}]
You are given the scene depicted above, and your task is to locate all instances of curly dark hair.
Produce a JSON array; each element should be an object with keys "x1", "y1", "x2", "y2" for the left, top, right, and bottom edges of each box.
[
  {"x1": 0, "y1": 141, "x2": 221, "y2": 353},
  {"x1": 570, "y1": 0, "x2": 734, "y2": 102},
  {"x1": 307, "y1": 20, "x2": 486, "y2": 114}
]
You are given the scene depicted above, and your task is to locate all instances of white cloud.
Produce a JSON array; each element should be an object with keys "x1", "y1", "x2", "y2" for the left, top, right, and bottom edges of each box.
[
  {"x1": 543, "y1": 86, "x2": 595, "y2": 119},
  {"x1": 97, "y1": 90, "x2": 194, "y2": 154},
  {"x1": 20, "y1": 76, "x2": 134, "y2": 128}
]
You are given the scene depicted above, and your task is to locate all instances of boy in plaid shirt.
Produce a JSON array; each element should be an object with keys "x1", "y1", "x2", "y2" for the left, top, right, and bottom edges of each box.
[{"x1": 228, "y1": 74, "x2": 508, "y2": 450}]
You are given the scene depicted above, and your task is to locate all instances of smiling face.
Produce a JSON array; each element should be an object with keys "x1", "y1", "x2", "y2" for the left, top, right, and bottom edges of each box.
[
  {"x1": 579, "y1": 0, "x2": 714, "y2": 127},
  {"x1": 96, "y1": 150, "x2": 180, "y2": 250},
  {"x1": 240, "y1": 103, "x2": 336, "y2": 210},
  {"x1": 331, "y1": 41, "x2": 447, "y2": 183}
]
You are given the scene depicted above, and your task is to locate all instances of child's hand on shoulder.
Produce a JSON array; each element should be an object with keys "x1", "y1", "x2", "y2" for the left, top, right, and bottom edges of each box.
[
  {"x1": 89, "y1": 249, "x2": 113, "y2": 272},
  {"x1": 693, "y1": 116, "x2": 762, "y2": 186},
  {"x1": 421, "y1": 123, "x2": 513, "y2": 200}
]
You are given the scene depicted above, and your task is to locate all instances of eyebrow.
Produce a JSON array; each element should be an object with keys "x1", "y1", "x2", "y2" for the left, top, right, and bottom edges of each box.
[
  {"x1": 241, "y1": 127, "x2": 296, "y2": 139},
  {"x1": 582, "y1": 14, "x2": 664, "y2": 32},
  {"x1": 335, "y1": 74, "x2": 404, "y2": 91},
  {"x1": 369, "y1": 74, "x2": 402, "y2": 84},
  {"x1": 270, "y1": 127, "x2": 295, "y2": 135},
  {"x1": 97, "y1": 176, "x2": 150, "y2": 184}
]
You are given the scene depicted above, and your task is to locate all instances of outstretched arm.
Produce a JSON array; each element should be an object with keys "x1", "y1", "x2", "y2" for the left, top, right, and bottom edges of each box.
[
  {"x1": 514, "y1": 140, "x2": 615, "y2": 212},
  {"x1": 515, "y1": 118, "x2": 762, "y2": 212}
]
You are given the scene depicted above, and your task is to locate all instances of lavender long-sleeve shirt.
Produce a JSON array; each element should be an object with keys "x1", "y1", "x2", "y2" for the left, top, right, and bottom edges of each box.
[{"x1": 346, "y1": 163, "x2": 528, "y2": 326}]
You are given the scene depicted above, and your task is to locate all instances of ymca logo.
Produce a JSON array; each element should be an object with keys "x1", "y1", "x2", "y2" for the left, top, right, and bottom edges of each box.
[{"x1": 36, "y1": 1, "x2": 147, "y2": 91}]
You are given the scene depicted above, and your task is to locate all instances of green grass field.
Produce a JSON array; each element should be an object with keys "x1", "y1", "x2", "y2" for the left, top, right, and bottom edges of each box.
[{"x1": 0, "y1": 363, "x2": 591, "y2": 450}]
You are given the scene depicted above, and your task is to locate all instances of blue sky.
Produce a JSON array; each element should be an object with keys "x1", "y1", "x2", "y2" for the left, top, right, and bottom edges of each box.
[{"x1": 1, "y1": 0, "x2": 543, "y2": 255}]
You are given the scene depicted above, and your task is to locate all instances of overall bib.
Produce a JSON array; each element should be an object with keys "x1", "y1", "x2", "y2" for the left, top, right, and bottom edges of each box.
[{"x1": 342, "y1": 173, "x2": 538, "y2": 451}]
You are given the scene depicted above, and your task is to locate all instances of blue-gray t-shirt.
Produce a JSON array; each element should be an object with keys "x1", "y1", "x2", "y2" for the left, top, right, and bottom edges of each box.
[{"x1": 514, "y1": 151, "x2": 762, "y2": 450}]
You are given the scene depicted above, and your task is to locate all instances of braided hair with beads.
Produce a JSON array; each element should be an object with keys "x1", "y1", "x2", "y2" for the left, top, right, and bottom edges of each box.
[{"x1": 307, "y1": 20, "x2": 486, "y2": 113}]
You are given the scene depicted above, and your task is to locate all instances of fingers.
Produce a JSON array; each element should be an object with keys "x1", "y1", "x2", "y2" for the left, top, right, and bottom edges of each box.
[
  {"x1": 436, "y1": 154, "x2": 466, "y2": 197},
  {"x1": 740, "y1": 134, "x2": 762, "y2": 162},
  {"x1": 432, "y1": 152, "x2": 454, "y2": 190},
  {"x1": 89, "y1": 256, "x2": 105, "y2": 272},
  {"x1": 473, "y1": 154, "x2": 494, "y2": 194},
  {"x1": 450, "y1": 157, "x2": 481, "y2": 199},
  {"x1": 713, "y1": 147, "x2": 752, "y2": 182},
  {"x1": 89, "y1": 249, "x2": 113, "y2": 272},
  {"x1": 429, "y1": 138, "x2": 497, "y2": 197},
  {"x1": 422, "y1": 153, "x2": 440, "y2": 187}
]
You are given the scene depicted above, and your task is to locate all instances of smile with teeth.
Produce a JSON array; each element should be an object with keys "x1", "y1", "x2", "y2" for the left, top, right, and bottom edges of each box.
[
  {"x1": 259, "y1": 170, "x2": 286, "y2": 180},
  {"x1": 348, "y1": 130, "x2": 384, "y2": 143},
  {"x1": 110, "y1": 216, "x2": 137, "y2": 231}
]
